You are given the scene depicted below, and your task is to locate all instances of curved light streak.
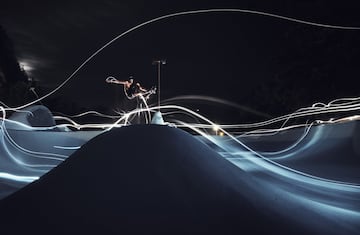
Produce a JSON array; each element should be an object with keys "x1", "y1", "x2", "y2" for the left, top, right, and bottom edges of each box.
[
  {"x1": 0, "y1": 172, "x2": 38, "y2": 183},
  {"x1": 2, "y1": 8, "x2": 359, "y2": 112},
  {"x1": 1, "y1": 97, "x2": 360, "y2": 234}
]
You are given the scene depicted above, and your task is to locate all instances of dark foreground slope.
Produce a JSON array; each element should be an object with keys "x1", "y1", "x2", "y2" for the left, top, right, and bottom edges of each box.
[{"x1": 0, "y1": 125, "x2": 306, "y2": 235}]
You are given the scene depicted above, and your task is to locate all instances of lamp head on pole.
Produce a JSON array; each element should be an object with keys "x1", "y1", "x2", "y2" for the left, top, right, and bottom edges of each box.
[{"x1": 152, "y1": 59, "x2": 166, "y2": 65}]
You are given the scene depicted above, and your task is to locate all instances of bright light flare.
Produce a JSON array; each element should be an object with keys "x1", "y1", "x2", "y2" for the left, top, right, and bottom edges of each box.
[{"x1": 19, "y1": 61, "x2": 34, "y2": 72}]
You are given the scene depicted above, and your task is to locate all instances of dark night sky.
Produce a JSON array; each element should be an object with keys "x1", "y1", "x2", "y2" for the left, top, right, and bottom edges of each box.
[{"x1": 1, "y1": 0, "x2": 360, "y2": 122}]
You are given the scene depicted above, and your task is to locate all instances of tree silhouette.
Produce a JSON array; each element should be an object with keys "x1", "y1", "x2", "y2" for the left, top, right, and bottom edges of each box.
[{"x1": 0, "y1": 24, "x2": 33, "y2": 106}]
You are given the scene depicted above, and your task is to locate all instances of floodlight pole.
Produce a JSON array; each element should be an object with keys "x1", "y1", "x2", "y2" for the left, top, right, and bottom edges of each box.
[{"x1": 153, "y1": 59, "x2": 166, "y2": 111}]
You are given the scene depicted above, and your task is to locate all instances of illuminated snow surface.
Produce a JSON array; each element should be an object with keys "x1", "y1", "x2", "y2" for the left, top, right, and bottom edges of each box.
[{"x1": 0, "y1": 105, "x2": 359, "y2": 234}]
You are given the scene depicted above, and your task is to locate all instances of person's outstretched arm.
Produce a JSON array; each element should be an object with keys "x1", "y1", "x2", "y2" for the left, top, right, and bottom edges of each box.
[
  {"x1": 114, "y1": 80, "x2": 128, "y2": 85},
  {"x1": 106, "y1": 77, "x2": 128, "y2": 85}
]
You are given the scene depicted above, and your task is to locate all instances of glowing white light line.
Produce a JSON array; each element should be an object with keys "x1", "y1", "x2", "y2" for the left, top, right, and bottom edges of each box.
[
  {"x1": 173, "y1": 122, "x2": 309, "y2": 135},
  {"x1": 138, "y1": 94, "x2": 151, "y2": 123},
  {"x1": 163, "y1": 95, "x2": 272, "y2": 118},
  {"x1": 0, "y1": 172, "x2": 39, "y2": 183},
  {"x1": 53, "y1": 115, "x2": 82, "y2": 128},
  {"x1": 5, "y1": 95, "x2": 359, "y2": 136},
  {"x1": 220, "y1": 131, "x2": 360, "y2": 190},
  {"x1": 54, "y1": 111, "x2": 121, "y2": 119},
  {"x1": 107, "y1": 107, "x2": 156, "y2": 130},
  {"x1": 3, "y1": 97, "x2": 360, "y2": 191},
  {"x1": 1, "y1": 133, "x2": 57, "y2": 168},
  {"x1": 196, "y1": 101, "x2": 360, "y2": 129},
  {"x1": 176, "y1": 120, "x2": 221, "y2": 149},
  {"x1": 1, "y1": 119, "x2": 58, "y2": 131},
  {"x1": 2, "y1": 126, "x2": 67, "y2": 161},
  {"x1": 291, "y1": 192, "x2": 360, "y2": 217},
  {"x1": 6, "y1": 8, "x2": 360, "y2": 111},
  {"x1": 0, "y1": 107, "x2": 68, "y2": 164},
  {"x1": 162, "y1": 96, "x2": 360, "y2": 133},
  {"x1": 157, "y1": 105, "x2": 360, "y2": 190},
  {"x1": 112, "y1": 101, "x2": 360, "y2": 138},
  {"x1": 0, "y1": 119, "x2": 35, "y2": 130},
  {"x1": 1, "y1": 100, "x2": 360, "y2": 192},
  {"x1": 53, "y1": 145, "x2": 81, "y2": 150},
  {"x1": 258, "y1": 122, "x2": 316, "y2": 157}
]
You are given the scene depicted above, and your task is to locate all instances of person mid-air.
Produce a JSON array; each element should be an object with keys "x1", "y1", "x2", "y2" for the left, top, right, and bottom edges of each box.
[{"x1": 106, "y1": 76, "x2": 156, "y2": 100}]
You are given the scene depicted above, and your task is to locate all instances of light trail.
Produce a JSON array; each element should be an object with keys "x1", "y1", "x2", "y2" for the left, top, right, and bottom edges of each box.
[
  {"x1": 53, "y1": 146, "x2": 81, "y2": 150},
  {"x1": 0, "y1": 8, "x2": 359, "y2": 232},
  {"x1": 0, "y1": 172, "x2": 38, "y2": 183},
  {"x1": 1, "y1": 97, "x2": 360, "y2": 232},
  {"x1": 0, "y1": 8, "x2": 358, "y2": 113}
]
